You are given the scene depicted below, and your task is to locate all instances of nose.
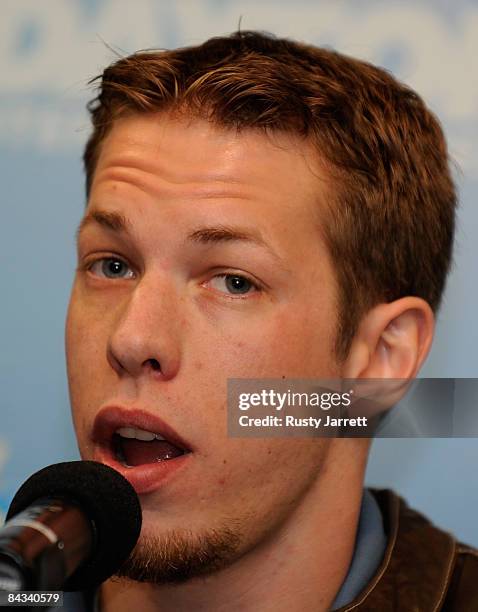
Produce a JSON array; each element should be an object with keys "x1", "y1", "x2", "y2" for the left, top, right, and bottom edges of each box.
[{"x1": 107, "y1": 274, "x2": 182, "y2": 381}]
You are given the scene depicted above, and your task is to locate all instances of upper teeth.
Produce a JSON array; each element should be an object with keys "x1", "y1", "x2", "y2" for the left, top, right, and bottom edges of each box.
[{"x1": 116, "y1": 427, "x2": 165, "y2": 441}]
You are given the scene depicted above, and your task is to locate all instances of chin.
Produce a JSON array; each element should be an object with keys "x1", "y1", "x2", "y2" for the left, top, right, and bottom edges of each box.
[{"x1": 115, "y1": 521, "x2": 244, "y2": 585}]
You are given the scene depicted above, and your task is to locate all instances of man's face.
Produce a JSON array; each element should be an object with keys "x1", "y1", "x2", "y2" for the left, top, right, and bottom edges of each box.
[{"x1": 66, "y1": 112, "x2": 342, "y2": 580}]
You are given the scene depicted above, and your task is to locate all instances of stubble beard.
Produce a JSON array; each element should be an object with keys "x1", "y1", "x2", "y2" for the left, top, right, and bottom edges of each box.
[{"x1": 115, "y1": 521, "x2": 244, "y2": 584}]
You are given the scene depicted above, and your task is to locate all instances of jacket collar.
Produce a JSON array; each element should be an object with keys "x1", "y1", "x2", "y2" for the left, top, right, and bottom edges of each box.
[{"x1": 338, "y1": 489, "x2": 457, "y2": 611}]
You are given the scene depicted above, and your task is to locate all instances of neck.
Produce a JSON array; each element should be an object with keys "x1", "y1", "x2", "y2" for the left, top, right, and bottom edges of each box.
[{"x1": 101, "y1": 441, "x2": 368, "y2": 612}]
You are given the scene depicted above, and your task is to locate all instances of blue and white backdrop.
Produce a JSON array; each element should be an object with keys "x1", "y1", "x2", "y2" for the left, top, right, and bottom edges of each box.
[{"x1": 1, "y1": 0, "x2": 478, "y2": 541}]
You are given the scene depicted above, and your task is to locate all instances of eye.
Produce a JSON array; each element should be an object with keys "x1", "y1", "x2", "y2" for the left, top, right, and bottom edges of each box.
[
  {"x1": 88, "y1": 257, "x2": 135, "y2": 280},
  {"x1": 207, "y1": 274, "x2": 258, "y2": 296}
]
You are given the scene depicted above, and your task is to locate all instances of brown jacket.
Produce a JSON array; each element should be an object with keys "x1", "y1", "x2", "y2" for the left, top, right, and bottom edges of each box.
[{"x1": 337, "y1": 489, "x2": 478, "y2": 611}]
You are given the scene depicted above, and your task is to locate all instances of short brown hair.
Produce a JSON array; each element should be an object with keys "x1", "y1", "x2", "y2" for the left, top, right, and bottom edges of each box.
[{"x1": 84, "y1": 30, "x2": 456, "y2": 359}]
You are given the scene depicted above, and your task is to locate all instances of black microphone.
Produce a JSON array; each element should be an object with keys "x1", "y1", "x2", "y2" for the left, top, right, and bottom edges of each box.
[{"x1": 0, "y1": 461, "x2": 142, "y2": 592}]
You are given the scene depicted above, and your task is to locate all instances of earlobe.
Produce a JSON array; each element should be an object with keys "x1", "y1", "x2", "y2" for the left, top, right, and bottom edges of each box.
[{"x1": 342, "y1": 297, "x2": 435, "y2": 381}]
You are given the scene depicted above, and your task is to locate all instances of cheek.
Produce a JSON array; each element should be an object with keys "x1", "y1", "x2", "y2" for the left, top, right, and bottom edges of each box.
[
  {"x1": 206, "y1": 308, "x2": 337, "y2": 379},
  {"x1": 209, "y1": 438, "x2": 330, "y2": 521},
  {"x1": 267, "y1": 303, "x2": 337, "y2": 370},
  {"x1": 65, "y1": 292, "x2": 110, "y2": 421},
  {"x1": 66, "y1": 317, "x2": 99, "y2": 384},
  {"x1": 66, "y1": 287, "x2": 109, "y2": 368},
  {"x1": 66, "y1": 287, "x2": 87, "y2": 362}
]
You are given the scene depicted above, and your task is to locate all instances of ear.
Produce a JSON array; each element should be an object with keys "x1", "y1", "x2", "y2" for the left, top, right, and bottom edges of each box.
[{"x1": 342, "y1": 297, "x2": 435, "y2": 380}]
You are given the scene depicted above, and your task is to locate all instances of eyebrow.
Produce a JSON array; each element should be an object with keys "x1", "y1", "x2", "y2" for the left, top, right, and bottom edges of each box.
[
  {"x1": 188, "y1": 225, "x2": 267, "y2": 248},
  {"x1": 77, "y1": 210, "x2": 285, "y2": 266},
  {"x1": 76, "y1": 210, "x2": 130, "y2": 240}
]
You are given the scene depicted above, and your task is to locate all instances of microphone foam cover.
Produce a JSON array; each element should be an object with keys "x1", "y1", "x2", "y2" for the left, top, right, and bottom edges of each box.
[{"x1": 6, "y1": 460, "x2": 142, "y2": 591}]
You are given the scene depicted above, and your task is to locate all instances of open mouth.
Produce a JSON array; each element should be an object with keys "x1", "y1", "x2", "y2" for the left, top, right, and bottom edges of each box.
[
  {"x1": 113, "y1": 427, "x2": 188, "y2": 467},
  {"x1": 91, "y1": 406, "x2": 193, "y2": 494}
]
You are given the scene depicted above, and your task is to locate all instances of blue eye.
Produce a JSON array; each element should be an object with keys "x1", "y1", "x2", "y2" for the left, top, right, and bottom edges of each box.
[
  {"x1": 208, "y1": 274, "x2": 257, "y2": 295},
  {"x1": 89, "y1": 258, "x2": 134, "y2": 279},
  {"x1": 225, "y1": 275, "x2": 253, "y2": 294}
]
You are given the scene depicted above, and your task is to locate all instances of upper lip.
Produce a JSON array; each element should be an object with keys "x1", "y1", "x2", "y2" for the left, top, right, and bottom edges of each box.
[{"x1": 92, "y1": 405, "x2": 193, "y2": 453}]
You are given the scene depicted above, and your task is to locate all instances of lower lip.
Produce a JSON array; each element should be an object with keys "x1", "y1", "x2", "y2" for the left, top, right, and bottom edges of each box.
[{"x1": 93, "y1": 446, "x2": 191, "y2": 495}]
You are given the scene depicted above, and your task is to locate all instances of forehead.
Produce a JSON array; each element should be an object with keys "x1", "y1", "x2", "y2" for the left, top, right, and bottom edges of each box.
[{"x1": 92, "y1": 112, "x2": 328, "y2": 217}]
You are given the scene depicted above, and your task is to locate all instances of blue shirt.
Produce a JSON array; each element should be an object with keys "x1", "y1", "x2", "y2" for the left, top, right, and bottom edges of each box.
[{"x1": 332, "y1": 488, "x2": 386, "y2": 609}]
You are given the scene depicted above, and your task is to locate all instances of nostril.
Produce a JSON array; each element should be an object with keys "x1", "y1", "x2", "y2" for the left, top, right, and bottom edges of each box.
[{"x1": 147, "y1": 358, "x2": 161, "y2": 372}]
